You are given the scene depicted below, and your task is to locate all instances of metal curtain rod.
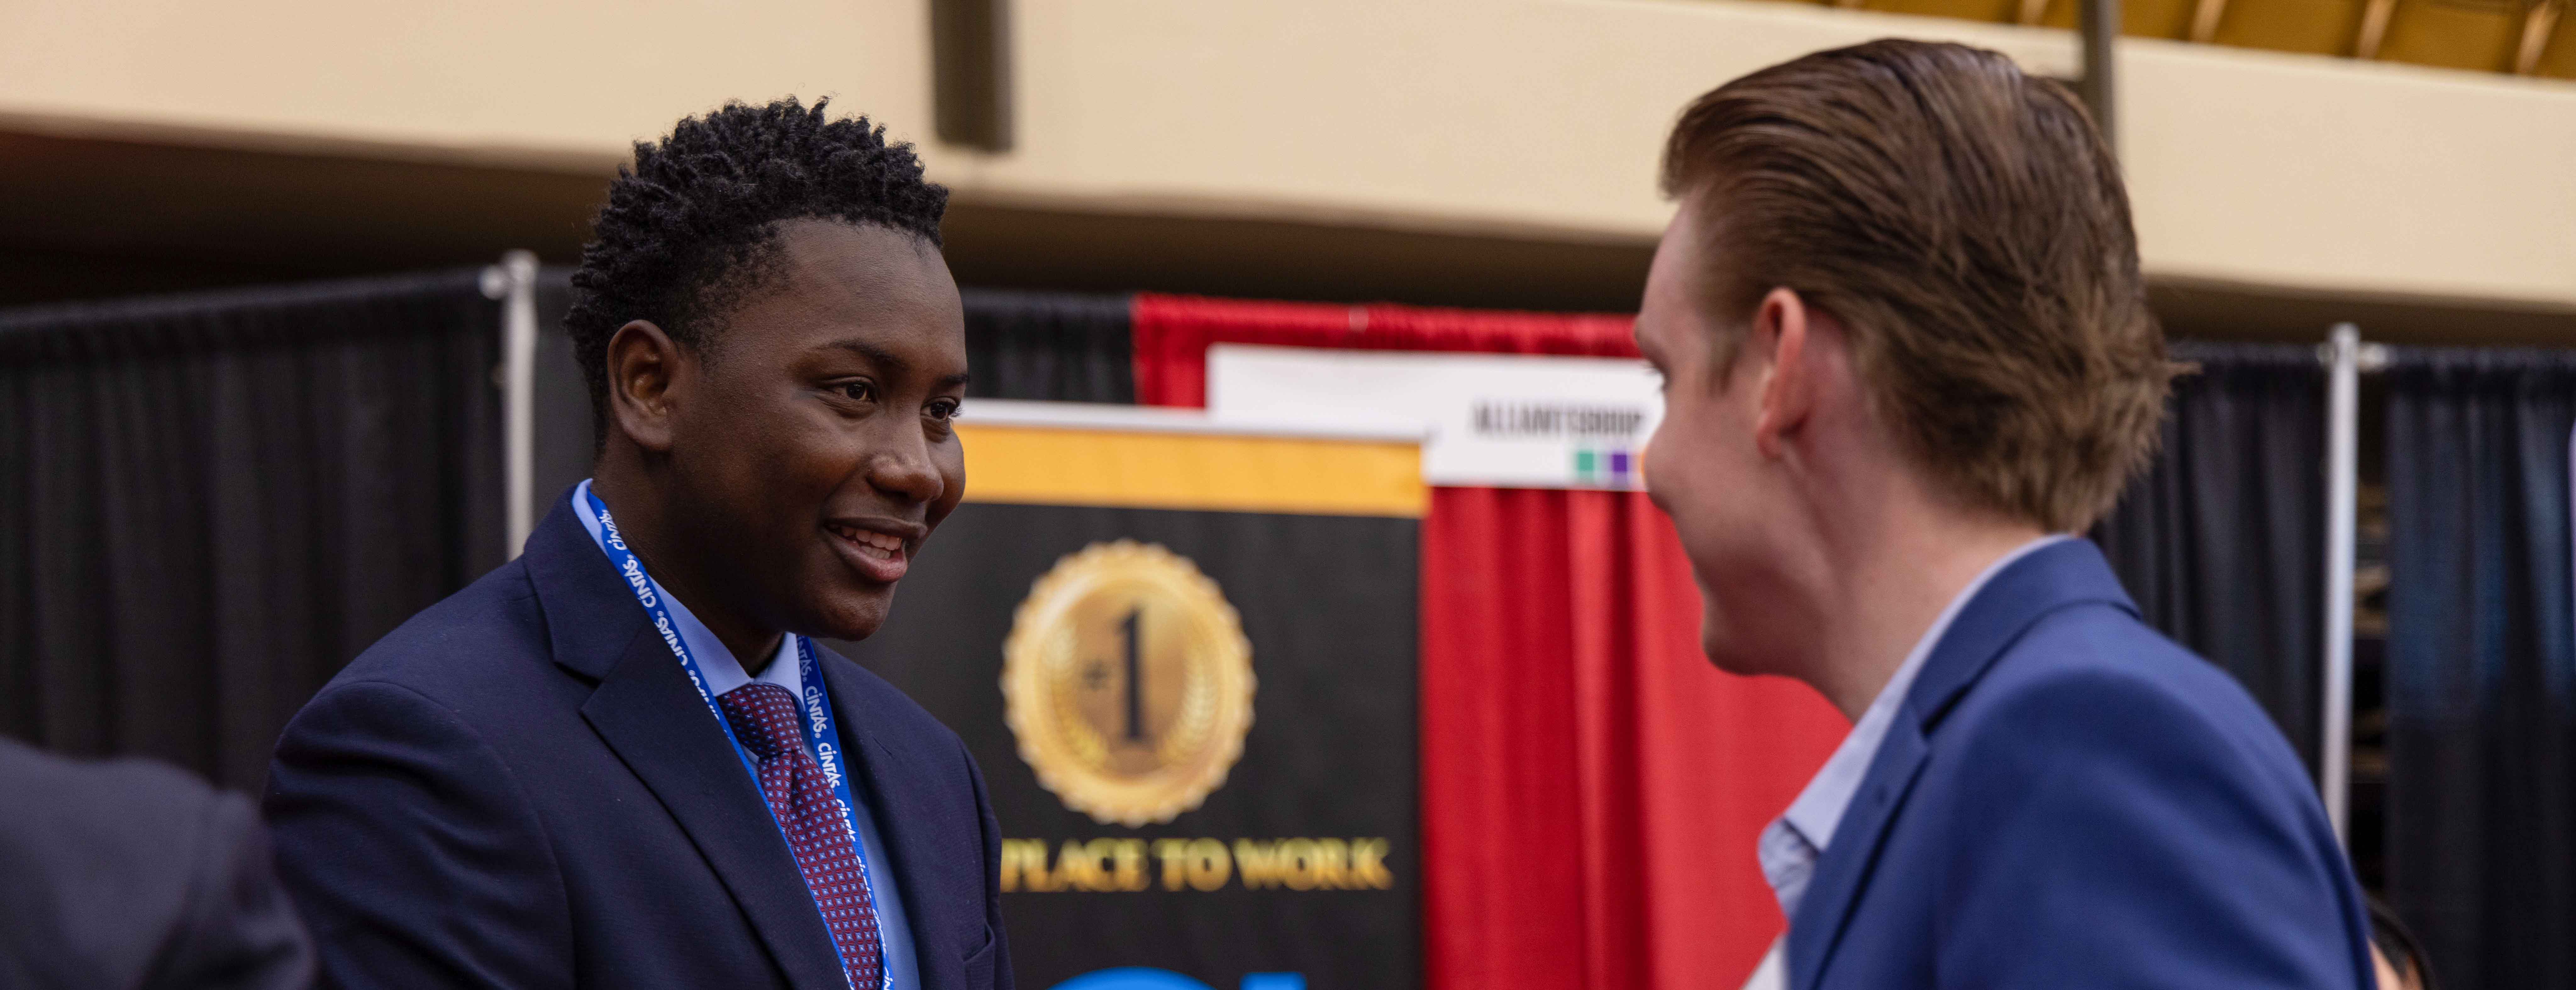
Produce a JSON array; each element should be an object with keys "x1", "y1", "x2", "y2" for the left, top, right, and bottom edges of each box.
[
  {"x1": 2315, "y1": 324, "x2": 2386, "y2": 848},
  {"x1": 2081, "y1": 0, "x2": 2118, "y2": 156},
  {"x1": 481, "y1": 250, "x2": 540, "y2": 561}
]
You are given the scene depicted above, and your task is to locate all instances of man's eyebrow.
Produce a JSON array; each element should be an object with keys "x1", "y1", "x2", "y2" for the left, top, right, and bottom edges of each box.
[
  {"x1": 823, "y1": 338, "x2": 908, "y2": 374},
  {"x1": 823, "y1": 337, "x2": 971, "y2": 389}
]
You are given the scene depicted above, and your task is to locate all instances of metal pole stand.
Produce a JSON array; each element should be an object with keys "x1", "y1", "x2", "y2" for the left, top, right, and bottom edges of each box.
[{"x1": 482, "y1": 250, "x2": 540, "y2": 560}]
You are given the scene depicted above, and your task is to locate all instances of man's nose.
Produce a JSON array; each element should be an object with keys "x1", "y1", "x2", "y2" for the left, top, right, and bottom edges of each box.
[{"x1": 867, "y1": 430, "x2": 946, "y2": 504}]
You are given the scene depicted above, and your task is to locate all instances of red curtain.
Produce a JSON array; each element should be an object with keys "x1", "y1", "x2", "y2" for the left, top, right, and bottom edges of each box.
[
  {"x1": 1130, "y1": 293, "x2": 1640, "y2": 408},
  {"x1": 1133, "y1": 294, "x2": 1846, "y2": 989}
]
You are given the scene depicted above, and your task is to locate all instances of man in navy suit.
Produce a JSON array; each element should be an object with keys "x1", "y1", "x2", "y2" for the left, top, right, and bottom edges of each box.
[
  {"x1": 265, "y1": 99, "x2": 1010, "y2": 989},
  {"x1": 1636, "y1": 41, "x2": 2374, "y2": 989}
]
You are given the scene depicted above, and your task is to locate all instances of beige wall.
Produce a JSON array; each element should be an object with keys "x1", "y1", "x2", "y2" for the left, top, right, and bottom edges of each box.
[
  {"x1": 2, "y1": 0, "x2": 2571, "y2": 312},
  {"x1": 2121, "y1": 39, "x2": 2576, "y2": 308},
  {"x1": 0, "y1": 0, "x2": 930, "y2": 166}
]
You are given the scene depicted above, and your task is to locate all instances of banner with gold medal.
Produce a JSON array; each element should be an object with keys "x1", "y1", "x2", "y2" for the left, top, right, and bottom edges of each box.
[{"x1": 830, "y1": 400, "x2": 1425, "y2": 990}]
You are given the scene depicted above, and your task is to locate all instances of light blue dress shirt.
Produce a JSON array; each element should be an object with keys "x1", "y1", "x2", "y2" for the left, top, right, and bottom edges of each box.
[
  {"x1": 575, "y1": 480, "x2": 917, "y2": 990},
  {"x1": 1741, "y1": 535, "x2": 2070, "y2": 990}
]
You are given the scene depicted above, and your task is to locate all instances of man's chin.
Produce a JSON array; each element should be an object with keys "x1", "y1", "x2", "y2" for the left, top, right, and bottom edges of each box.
[
  {"x1": 800, "y1": 589, "x2": 894, "y2": 643},
  {"x1": 1697, "y1": 608, "x2": 1784, "y2": 678},
  {"x1": 1699, "y1": 639, "x2": 1766, "y2": 677}
]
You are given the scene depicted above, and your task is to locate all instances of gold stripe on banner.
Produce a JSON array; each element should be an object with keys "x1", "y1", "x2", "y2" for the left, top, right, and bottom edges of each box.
[{"x1": 957, "y1": 423, "x2": 1427, "y2": 518}]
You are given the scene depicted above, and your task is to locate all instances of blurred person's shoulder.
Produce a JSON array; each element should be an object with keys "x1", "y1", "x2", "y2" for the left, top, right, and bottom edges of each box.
[
  {"x1": 0, "y1": 735, "x2": 226, "y2": 858},
  {"x1": 0, "y1": 738, "x2": 311, "y2": 990}
]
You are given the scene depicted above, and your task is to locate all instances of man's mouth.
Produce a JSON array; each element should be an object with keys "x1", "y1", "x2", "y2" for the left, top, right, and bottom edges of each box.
[
  {"x1": 826, "y1": 523, "x2": 913, "y2": 583},
  {"x1": 830, "y1": 523, "x2": 904, "y2": 560}
]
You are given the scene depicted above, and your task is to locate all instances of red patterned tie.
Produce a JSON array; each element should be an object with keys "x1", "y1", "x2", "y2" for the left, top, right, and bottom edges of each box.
[{"x1": 718, "y1": 682, "x2": 884, "y2": 990}]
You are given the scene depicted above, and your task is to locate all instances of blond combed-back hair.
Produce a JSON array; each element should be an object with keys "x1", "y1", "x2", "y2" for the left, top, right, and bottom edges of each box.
[{"x1": 1661, "y1": 39, "x2": 2175, "y2": 532}]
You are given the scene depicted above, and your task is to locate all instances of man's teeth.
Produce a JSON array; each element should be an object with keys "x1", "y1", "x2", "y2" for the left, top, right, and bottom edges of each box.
[{"x1": 830, "y1": 525, "x2": 905, "y2": 560}]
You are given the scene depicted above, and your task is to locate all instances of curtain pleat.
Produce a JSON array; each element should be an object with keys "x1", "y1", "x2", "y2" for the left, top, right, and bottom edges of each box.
[
  {"x1": 2383, "y1": 346, "x2": 2576, "y2": 990},
  {"x1": 0, "y1": 273, "x2": 503, "y2": 791},
  {"x1": 2092, "y1": 342, "x2": 2328, "y2": 771},
  {"x1": 963, "y1": 289, "x2": 1135, "y2": 403}
]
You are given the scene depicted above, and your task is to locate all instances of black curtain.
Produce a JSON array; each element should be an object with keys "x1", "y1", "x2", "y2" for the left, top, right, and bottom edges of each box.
[
  {"x1": 530, "y1": 269, "x2": 592, "y2": 518},
  {"x1": 0, "y1": 272, "x2": 504, "y2": 792},
  {"x1": 2383, "y1": 346, "x2": 2576, "y2": 990},
  {"x1": 2093, "y1": 341, "x2": 2327, "y2": 770},
  {"x1": 963, "y1": 289, "x2": 1134, "y2": 403}
]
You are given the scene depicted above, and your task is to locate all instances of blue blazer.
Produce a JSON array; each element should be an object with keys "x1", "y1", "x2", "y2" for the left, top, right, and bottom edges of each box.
[
  {"x1": 265, "y1": 495, "x2": 1012, "y2": 990},
  {"x1": 1785, "y1": 540, "x2": 2374, "y2": 990}
]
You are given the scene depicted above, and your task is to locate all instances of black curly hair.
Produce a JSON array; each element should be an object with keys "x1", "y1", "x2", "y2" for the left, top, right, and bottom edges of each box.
[{"x1": 565, "y1": 97, "x2": 948, "y2": 446}]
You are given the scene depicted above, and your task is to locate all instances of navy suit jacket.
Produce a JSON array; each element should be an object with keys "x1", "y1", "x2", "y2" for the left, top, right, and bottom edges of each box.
[
  {"x1": 265, "y1": 496, "x2": 1011, "y2": 990},
  {"x1": 1785, "y1": 540, "x2": 2374, "y2": 990},
  {"x1": 1, "y1": 738, "x2": 311, "y2": 990}
]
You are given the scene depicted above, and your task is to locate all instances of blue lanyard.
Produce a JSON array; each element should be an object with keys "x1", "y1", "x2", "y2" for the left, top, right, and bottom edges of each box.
[{"x1": 584, "y1": 487, "x2": 885, "y2": 989}]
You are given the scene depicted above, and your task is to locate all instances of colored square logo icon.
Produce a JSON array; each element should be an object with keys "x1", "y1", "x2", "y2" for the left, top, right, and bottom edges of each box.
[{"x1": 1572, "y1": 448, "x2": 1639, "y2": 488}]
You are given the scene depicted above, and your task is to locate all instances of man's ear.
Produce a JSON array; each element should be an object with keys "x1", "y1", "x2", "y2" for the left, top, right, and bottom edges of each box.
[
  {"x1": 1751, "y1": 287, "x2": 1813, "y2": 460},
  {"x1": 604, "y1": 320, "x2": 685, "y2": 454}
]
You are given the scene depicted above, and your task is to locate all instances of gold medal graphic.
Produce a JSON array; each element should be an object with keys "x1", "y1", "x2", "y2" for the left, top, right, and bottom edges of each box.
[{"x1": 1002, "y1": 541, "x2": 1255, "y2": 827}]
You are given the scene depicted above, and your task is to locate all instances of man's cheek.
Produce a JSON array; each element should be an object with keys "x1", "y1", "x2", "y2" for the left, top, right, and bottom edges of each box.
[
  {"x1": 1642, "y1": 409, "x2": 1704, "y2": 504},
  {"x1": 1641, "y1": 417, "x2": 1679, "y2": 497}
]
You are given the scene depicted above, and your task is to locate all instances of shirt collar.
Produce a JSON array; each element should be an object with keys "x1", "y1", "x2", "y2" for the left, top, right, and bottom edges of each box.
[
  {"x1": 1765, "y1": 534, "x2": 2070, "y2": 907},
  {"x1": 571, "y1": 479, "x2": 799, "y2": 697}
]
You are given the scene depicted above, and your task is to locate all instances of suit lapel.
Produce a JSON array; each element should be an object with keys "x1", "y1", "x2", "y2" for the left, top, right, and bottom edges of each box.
[
  {"x1": 1785, "y1": 539, "x2": 2138, "y2": 990},
  {"x1": 823, "y1": 655, "x2": 964, "y2": 990},
  {"x1": 525, "y1": 494, "x2": 847, "y2": 990},
  {"x1": 580, "y1": 632, "x2": 850, "y2": 990},
  {"x1": 1785, "y1": 719, "x2": 1931, "y2": 990}
]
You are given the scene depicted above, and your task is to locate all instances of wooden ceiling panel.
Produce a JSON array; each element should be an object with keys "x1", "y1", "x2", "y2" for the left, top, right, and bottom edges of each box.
[
  {"x1": 1857, "y1": 0, "x2": 2025, "y2": 23},
  {"x1": 1728, "y1": 0, "x2": 2568, "y2": 78},
  {"x1": 2212, "y1": 0, "x2": 2374, "y2": 54},
  {"x1": 2377, "y1": 0, "x2": 2527, "y2": 72}
]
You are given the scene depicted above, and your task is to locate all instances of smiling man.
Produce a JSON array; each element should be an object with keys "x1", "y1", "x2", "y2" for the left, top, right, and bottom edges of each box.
[
  {"x1": 265, "y1": 100, "x2": 1011, "y2": 990},
  {"x1": 1638, "y1": 41, "x2": 2371, "y2": 990}
]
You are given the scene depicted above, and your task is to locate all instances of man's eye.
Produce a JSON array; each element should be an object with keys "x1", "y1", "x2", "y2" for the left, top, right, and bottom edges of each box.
[
  {"x1": 838, "y1": 381, "x2": 876, "y2": 403},
  {"x1": 927, "y1": 399, "x2": 962, "y2": 422}
]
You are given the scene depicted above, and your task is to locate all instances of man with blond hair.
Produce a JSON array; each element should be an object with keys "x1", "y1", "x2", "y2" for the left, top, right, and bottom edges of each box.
[{"x1": 1636, "y1": 40, "x2": 2374, "y2": 989}]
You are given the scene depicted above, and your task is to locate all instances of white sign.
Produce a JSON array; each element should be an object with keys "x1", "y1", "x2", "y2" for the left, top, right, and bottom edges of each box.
[{"x1": 1207, "y1": 344, "x2": 1663, "y2": 490}]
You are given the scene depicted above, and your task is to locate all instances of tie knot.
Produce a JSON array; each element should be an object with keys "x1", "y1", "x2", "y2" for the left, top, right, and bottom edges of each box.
[{"x1": 716, "y1": 682, "x2": 803, "y2": 760}]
